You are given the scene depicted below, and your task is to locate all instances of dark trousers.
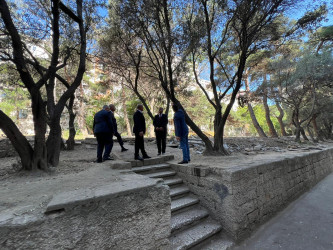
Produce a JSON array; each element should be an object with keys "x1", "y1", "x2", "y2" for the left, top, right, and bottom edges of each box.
[
  {"x1": 114, "y1": 131, "x2": 124, "y2": 147},
  {"x1": 96, "y1": 132, "x2": 113, "y2": 160},
  {"x1": 134, "y1": 133, "x2": 147, "y2": 157},
  {"x1": 156, "y1": 131, "x2": 166, "y2": 153}
]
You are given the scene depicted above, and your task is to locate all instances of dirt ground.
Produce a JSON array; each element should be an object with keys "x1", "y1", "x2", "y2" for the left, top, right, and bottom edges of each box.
[
  {"x1": 1, "y1": 136, "x2": 332, "y2": 182},
  {"x1": 0, "y1": 136, "x2": 332, "y2": 221}
]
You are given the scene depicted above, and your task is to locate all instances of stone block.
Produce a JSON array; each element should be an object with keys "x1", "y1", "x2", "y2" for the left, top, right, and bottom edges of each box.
[
  {"x1": 109, "y1": 161, "x2": 131, "y2": 170},
  {"x1": 2, "y1": 176, "x2": 171, "y2": 250}
]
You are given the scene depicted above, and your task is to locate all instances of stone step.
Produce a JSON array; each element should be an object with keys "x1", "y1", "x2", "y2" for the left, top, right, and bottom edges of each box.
[
  {"x1": 146, "y1": 170, "x2": 176, "y2": 179},
  {"x1": 129, "y1": 155, "x2": 175, "y2": 167},
  {"x1": 171, "y1": 196, "x2": 199, "y2": 213},
  {"x1": 163, "y1": 177, "x2": 183, "y2": 186},
  {"x1": 171, "y1": 207, "x2": 209, "y2": 233},
  {"x1": 190, "y1": 232, "x2": 234, "y2": 250},
  {"x1": 132, "y1": 163, "x2": 170, "y2": 173},
  {"x1": 170, "y1": 186, "x2": 190, "y2": 198},
  {"x1": 170, "y1": 218, "x2": 222, "y2": 250}
]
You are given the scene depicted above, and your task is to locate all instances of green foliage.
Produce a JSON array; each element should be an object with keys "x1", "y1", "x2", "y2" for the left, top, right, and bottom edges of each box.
[
  {"x1": 181, "y1": 90, "x2": 215, "y2": 130},
  {"x1": 232, "y1": 104, "x2": 282, "y2": 136},
  {"x1": 0, "y1": 87, "x2": 30, "y2": 122}
]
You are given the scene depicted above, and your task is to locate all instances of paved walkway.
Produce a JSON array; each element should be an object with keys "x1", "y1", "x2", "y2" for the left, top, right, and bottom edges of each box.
[{"x1": 234, "y1": 173, "x2": 333, "y2": 250}]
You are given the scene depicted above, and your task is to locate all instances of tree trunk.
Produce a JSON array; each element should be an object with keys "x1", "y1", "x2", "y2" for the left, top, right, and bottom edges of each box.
[
  {"x1": 31, "y1": 94, "x2": 48, "y2": 170},
  {"x1": 323, "y1": 121, "x2": 333, "y2": 139},
  {"x1": 248, "y1": 104, "x2": 267, "y2": 137},
  {"x1": 275, "y1": 99, "x2": 287, "y2": 136},
  {"x1": 306, "y1": 125, "x2": 318, "y2": 143},
  {"x1": 165, "y1": 96, "x2": 170, "y2": 118},
  {"x1": 46, "y1": 117, "x2": 62, "y2": 167},
  {"x1": 121, "y1": 86, "x2": 132, "y2": 137},
  {"x1": 213, "y1": 107, "x2": 227, "y2": 153},
  {"x1": 244, "y1": 72, "x2": 267, "y2": 137},
  {"x1": 295, "y1": 126, "x2": 301, "y2": 142},
  {"x1": 300, "y1": 127, "x2": 309, "y2": 141},
  {"x1": 311, "y1": 114, "x2": 323, "y2": 141},
  {"x1": 149, "y1": 98, "x2": 155, "y2": 137},
  {"x1": 215, "y1": 49, "x2": 248, "y2": 154},
  {"x1": 263, "y1": 89, "x2": 278, "y2": 137},
  {"x1": 0, "y1": 110, "x2": 34, "y2": 170},
  {"x1": 78, "y1": 82, "x2": 88, "y2": 136},
  {"x1": 66, "y1": 95, "x2": 76, "y2": 150}
]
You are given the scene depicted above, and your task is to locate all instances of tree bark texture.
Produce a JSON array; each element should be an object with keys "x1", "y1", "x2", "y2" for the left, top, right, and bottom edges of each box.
[
  {"x1": 275, "y1": 99, "x2": 287, "y2": 136},
  {"x1": 66, "y1": 95, "x2": 76, "y2": 150},
  {"x1": 263, "y1": 88, "x2": 278, "y2": 137},
  {"x1": 0, "y1": 110, "x2": 34, "y2": 170},
  {"x1": 244, "y1": 73, "x2": 267, "y2": 137}
]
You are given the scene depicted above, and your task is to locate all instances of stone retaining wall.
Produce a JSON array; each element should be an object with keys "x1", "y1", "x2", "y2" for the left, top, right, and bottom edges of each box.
[
  {"x1": 0, "y1": 177, "x2": 171, "y2": 250},
  {"x1": 171, "y1": 148, "x2": 333, "y2": 241}
]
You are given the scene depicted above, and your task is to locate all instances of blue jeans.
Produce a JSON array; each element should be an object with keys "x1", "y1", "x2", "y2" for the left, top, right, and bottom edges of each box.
[{"x1": 180, "y1": 135, "x2": 190, "y2": 162}]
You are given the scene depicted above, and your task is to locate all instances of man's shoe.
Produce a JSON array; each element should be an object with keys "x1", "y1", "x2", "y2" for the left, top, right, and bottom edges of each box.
[
  {"x1": 162, "y1": 152, "x2": 166, "y2": 155},
  {"x1": 135, "y1": 156, "x2": 144, "y2": 161},
  {"x1": 103, "y1": 156, "x2": 114, "y2": 161},
  {"x1": 178, "y1": 161, "x2": 188, "y2": 164},
  {"x1": 143, "y1": 155, "x2": 151, "y2": 159},
  {"x1": 157, "y1": 153, "x2": 161, "y2": 156},
  {"x1": 121, "y1": 147, "x2": 128, "y2": 152},
  {"x1": 95, "y1": 159, "x2": 103, "y2": 163}
]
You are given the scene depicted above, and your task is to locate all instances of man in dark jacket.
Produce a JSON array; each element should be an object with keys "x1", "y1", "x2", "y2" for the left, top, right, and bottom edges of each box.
[
  {"x1": 93, "y1": 105, "x2": 114, "y2": 163},
  {"x1": 153, "y1": 107, "x2": 168, "y2": 155},
  {"x1": 133, "y1": 104, "x2": 151, "y2": 161},
  {"x1": 172, "y1": 104, "x2": 190, "y2": 164},
  {"x1": 109, "y1": 104, "x2": 128, "y2": 152}
]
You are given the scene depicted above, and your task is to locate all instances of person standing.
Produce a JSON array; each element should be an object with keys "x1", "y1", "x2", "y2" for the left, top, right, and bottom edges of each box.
[
  {"x1": 109, "y1": 104, "x2": 128, "y2": 152},
  {"x1": 172, "y1": 104, "x2": 190, "y2": 164},
  {"x1": 133, "y1": 104, "x2": 151, "y2": 161},
  {"x1": 93, "y1": 105, "x2": 114, "y2": 163},
  {"x1": 153, "y1": 107, "x2": 168, "y2": 155}
]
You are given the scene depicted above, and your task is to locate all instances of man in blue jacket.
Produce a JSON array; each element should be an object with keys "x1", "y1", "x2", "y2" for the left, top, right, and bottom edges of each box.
[
  {"x1": 93, "y1": 105, "x2": 114, "y2": 163},
  {"x1": 172, "y1": 103, "x2": 190, "y2": 164}
]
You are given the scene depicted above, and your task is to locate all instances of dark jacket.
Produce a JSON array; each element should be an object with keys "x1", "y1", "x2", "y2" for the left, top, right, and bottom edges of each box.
[
  {"x1": 93, "y1": 109, "x2": 114, "y2": 134},
  {"x1": 133, "y1": 110, "x2": 146, "y2": 134},
  {"x1": 153, "y1": 113, "x2": 168, "y2": 133},
  {"x1": 173, "y1": 109, "x2": 188, "y2": 137},
  {"x1": 110, "y1": 111, "x2": 118, "y2": 133}
]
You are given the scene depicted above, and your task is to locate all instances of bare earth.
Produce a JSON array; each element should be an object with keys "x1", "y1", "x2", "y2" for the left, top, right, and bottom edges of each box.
[{"x1": 0, "y1": 136, "x2": 332, "y2": 215}]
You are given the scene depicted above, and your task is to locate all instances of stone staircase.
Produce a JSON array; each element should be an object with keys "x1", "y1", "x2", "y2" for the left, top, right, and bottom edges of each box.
[{"x1": 130, "y1": 156, "x2": 233, "y2": 250}]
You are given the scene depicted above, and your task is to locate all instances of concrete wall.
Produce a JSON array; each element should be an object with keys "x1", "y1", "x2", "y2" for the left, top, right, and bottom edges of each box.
[
  {"x1": 171, "y1": 148, "x2": 333, "y2": 241},
  {"x1": 0, "y1": 178, "x2": 171, "y2": 250}
]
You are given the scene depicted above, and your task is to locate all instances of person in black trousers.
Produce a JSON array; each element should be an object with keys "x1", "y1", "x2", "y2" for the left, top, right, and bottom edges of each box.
[
  {"x1": 133, "y1": 104, "x2": 151, "y2": 161},
  {"x1": 153, "y1": 107, "x2": 168, "y2": 155},
  {"x1": 109, "y1": 104, "x2": 128, "y2": 152},
  {"x1": 93, "y1": 105, "x2": 114, "y2": 163}
]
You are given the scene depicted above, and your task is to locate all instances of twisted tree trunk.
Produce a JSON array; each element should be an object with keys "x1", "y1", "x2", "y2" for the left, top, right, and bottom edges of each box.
[
  {"x1": 0, "y1": 110, "x2": 34, "y2": 170},
  {"x1": 262, "y1": 85, "x2": 278, "y2": 137},
  {"x1": 66, "y1": 95, "x2": 76, "y2": 150},
  {"x1": 275, "y1": 99, "x2": 287, "y2": 136},
  {"x1": 244, "y1": 73, "x2": 267, "y2": 137}
]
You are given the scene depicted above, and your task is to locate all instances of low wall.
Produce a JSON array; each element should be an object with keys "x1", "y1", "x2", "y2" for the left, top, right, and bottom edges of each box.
[
  {"x1": 171, "y1": 147, "x2": 333, "y2": 241},
  {"x1": 0, "y1": 175, "x2": 171, "y2": 250}
]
